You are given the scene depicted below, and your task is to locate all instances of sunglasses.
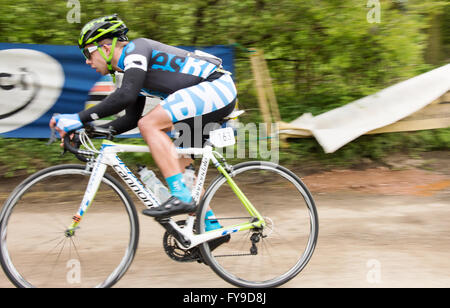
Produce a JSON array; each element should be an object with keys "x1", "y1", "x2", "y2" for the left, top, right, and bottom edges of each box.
[{"x1": 82, "y1": 44, "x2": 111, "y2": 60}]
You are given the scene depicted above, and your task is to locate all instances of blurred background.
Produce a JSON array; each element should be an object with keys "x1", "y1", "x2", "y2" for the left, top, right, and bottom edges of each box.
[
  {"x1": 0, "y1": 0, "x2": 448, "y2": 173},
  {"x1": 0, "y1": 0, "x2": 449, "y2": 289}
]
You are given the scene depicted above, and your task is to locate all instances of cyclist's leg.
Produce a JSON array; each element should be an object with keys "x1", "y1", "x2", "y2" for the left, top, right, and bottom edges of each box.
[
  {"x1": 162, "y1": 125, "x2": 197, "y2": 183},
  {"x1": 140, "y1": 73, "x2": 237, "y2": 218},
  {"x1": 169, "y1": 74, "x2": 236, "y2": 229},
  {"x1": 169, "y1": 73, "x2": 237, "y2": 150},
  {"x1": 138, "y1": 105, "x2": 195, "y2": 212},
  {"x1": 138, "y1": 106, "x2": 180, "y2": 178}
]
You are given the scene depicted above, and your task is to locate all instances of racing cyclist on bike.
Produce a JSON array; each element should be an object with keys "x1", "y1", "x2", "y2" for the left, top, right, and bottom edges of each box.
[{"x1": 49, "y1": 14, "x2": 236, "y2": 230}]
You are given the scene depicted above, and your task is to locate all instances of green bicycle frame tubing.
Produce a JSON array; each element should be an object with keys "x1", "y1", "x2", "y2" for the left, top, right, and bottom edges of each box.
[{"x1": 216, "y1": 165, "x2": 265, "y2": 227}]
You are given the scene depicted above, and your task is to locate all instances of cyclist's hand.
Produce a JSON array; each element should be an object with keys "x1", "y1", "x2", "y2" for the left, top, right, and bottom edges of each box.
[{"x1": 50, "y1": 114, "x2": 82, "y2": 139}]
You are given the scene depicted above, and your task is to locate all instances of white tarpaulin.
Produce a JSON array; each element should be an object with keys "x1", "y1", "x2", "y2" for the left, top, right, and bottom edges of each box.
[{"x1": 280, "y1": 64, "x2": 450, "y2": 153}]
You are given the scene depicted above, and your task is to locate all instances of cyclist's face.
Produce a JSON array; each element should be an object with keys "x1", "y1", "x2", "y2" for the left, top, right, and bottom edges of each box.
[{"x1": 84, "y1": 44, "x2": 110, "y2": 75}]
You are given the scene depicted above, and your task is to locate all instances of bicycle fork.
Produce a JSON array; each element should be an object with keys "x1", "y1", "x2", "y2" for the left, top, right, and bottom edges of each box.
[
  {"x1": 65, "y1": 143, "x2": 162, "y2": 236},
  {"x1": 65, "y1": 159, "x2": 108, "y2": 237}
]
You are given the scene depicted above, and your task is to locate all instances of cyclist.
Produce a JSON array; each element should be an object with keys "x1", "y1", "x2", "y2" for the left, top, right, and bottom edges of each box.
[{"x1": 49, "y1": 14, "x2": 236, "y2": 229}]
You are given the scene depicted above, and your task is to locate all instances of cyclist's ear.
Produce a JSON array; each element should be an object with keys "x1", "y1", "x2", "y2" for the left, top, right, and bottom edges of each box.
[{"x1": 101, "y1": 44, "x2": 112, "y2": 57}]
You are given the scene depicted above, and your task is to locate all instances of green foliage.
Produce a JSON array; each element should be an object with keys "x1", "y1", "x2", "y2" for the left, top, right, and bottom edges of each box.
[
  {"x1": 0, "y1": 0, "x2": 448, "y2": 176},
  {"x1": 441, "y1": 3, "x2": 450, "y2": 58},
  {"x1": 0, "y1": 0, "x2": 446, "y2": 110},
  {"x1": 0, "y1": 136, "x2": 158, "y2": 177},
  {"x1": 0, "y1": 137, "x2": 77, "y2": 177},
  {"x1": 280, "y1": 128, "x2": 450, "y2": 168}
]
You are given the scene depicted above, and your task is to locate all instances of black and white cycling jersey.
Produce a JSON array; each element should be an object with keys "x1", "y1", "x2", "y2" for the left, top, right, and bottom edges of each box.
[{"x1": 77, "y1": 38, "x2": 237, "y2": 144}]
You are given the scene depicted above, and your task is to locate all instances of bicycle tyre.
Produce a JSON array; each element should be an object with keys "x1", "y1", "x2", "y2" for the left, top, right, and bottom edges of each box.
[
  {"x1": 196, "y1": 161, "x2": 318, "y2": 288},
  {"x1": 0, "y1": 164, "x2": 139, "y2": 288}
]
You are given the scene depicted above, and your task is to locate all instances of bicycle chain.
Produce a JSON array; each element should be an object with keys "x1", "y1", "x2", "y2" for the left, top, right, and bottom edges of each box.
[
  {"x1": 214, "y1": 253, "x2": 255, "y2": 258},
  {"x1": 213, "y1": 233, "x2": 261, "y2": 258}
]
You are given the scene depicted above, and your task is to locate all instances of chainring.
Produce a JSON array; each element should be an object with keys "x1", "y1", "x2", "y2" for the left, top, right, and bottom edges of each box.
[{"x1": 162, "y1": 220, "x2": 202, "y2": 263}]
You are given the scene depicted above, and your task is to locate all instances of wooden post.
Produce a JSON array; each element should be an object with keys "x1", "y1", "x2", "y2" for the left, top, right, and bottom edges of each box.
[
  {"x1": 259, "y1": 50, "x2": 281, "y2": 123},
  {"x1": 250, "y1": 48, "x2": 283, "y2": 137},
  {"x1": 250, "y1": 49, "x2": 272, "y2": 133}
]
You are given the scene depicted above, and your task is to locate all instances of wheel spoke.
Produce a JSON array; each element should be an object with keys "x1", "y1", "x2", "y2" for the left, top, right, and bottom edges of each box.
[
  {"x1": 199, "y1": 162, "x2": 318, "y2": 287},
  {"x1": 0, "y1": 165, "x2": 139, "y2": 288}
]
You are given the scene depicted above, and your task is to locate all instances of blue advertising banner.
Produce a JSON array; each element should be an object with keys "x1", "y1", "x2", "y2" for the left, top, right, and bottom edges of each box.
[{"x1": 0, "y1": 43, "x2": 235, "y2": 138}]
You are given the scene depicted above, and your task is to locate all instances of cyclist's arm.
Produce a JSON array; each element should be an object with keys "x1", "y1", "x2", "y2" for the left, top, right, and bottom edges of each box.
[
  {"x1": 78, "y1": 66, "x2": 146, "y2": 124},
  {"x1": 98, "y1": 95, "x2": 146, "y2": 134},
  {"x1": 78, "y1": 38, "x2": 150, "y2": 124}
]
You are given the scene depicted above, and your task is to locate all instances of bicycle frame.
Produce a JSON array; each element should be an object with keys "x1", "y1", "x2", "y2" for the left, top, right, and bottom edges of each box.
[{"x1": 67, "y1": 139, "x2": 265, "y2": 250}]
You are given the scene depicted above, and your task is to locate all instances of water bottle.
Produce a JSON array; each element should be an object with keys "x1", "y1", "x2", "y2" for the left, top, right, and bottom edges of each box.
[
  {"x1": 183, "y1": 164, "x2": 196, "y2": 192},
  {"x1": 138, "y1": 166, "x2": 171, "y2": 203}
]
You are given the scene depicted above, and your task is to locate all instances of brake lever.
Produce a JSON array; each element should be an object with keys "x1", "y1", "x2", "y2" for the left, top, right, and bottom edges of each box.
[
  {"x1": 47, "y1": 113, "x2": 62, "y2": 146},
  {"x1": 47, "y1": 127, "x2": 58, "y2": 145},
  {"x1": 47, "y1": 127, "x2": 66, "y2": 156}
]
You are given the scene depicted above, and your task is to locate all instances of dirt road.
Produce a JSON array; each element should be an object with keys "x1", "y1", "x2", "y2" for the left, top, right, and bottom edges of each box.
[{"x1": 0, "y1": 154, "x2": 449, "y2": 288}]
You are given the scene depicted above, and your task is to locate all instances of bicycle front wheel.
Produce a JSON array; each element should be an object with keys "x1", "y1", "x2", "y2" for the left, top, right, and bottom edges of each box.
[
  {"x1": 198, "y1": 161, "x2": 318, "y2": 288},
  {"x1": 0, "y1": 164, "x2": 139, "y2": 288}
]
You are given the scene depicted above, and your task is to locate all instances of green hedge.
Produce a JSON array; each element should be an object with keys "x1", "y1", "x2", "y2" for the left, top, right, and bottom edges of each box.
[{"x1": 1, "y1": 127, "x2": 448, "y2": 177}]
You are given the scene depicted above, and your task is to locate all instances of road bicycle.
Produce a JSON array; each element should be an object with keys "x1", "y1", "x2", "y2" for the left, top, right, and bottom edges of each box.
[{"x1": 0, "y1": 118, "x2": 318, "y2": 288}]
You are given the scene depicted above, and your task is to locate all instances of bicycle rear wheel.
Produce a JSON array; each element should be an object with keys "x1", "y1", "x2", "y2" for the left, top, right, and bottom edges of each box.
[
  {"x1": 0, "y1": 164, "x2": 139, "y2": 288},
  {"x1": 197, "y1": 161, "x2": 318, "y2": 288}
]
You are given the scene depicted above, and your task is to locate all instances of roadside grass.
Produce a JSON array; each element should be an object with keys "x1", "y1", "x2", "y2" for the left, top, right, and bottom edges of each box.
[{"x1": 0, "y1": 128, "x2": 448, "y2": 178}]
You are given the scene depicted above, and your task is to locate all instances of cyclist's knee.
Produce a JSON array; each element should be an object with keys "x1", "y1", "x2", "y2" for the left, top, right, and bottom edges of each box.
[
  {"x1": 138, "y1": 108, "x2": 171, "y2": 132},
  {"x1": 137, "y1": 116, "x2": 153, "y2": 132}
]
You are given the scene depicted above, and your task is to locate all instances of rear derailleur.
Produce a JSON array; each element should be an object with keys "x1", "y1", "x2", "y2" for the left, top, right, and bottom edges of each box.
[{"x1": 249, "y1": 231, "x2": 265, "y2": 255}]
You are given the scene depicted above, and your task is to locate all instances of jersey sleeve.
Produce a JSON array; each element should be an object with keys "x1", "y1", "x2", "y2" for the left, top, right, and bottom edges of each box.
[
  {"x1": 78, "y1": 39, "x2": 150, "y2": 123},
  {"x1": 98, "y1": 95, "x2": 146, "y2": 134}
]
